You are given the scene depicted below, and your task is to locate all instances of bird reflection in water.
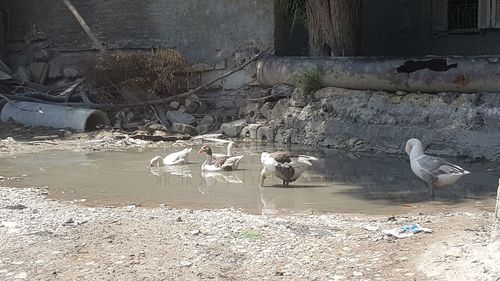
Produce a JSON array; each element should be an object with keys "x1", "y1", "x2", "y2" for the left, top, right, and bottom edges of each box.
[
  {"x1": 149, "y1": 165, "x2": 193, "y2": 178},
  {"x1": 201, "y1": 171, "x2": 243, "y2": 187},
  {"x1": 258, "y1": 186, "x2": 279, "y2": 216}
]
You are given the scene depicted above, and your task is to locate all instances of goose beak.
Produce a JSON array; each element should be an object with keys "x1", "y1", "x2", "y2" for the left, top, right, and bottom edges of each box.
[{"x1": 197, "y1": 148, "x2": 204, "y2": 154}]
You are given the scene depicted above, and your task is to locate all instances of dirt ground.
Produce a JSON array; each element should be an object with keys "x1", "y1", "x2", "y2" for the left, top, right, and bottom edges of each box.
[{"x1": 0, "y1": 123, "x2": 499, "y2": 281}]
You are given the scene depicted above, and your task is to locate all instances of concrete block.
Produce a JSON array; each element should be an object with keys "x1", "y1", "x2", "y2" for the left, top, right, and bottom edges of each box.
[
  {"x1": 289, "y1": 87, "x2": 308, "y2": 107},
  {"x1": 257, "y1": 126, "x2": 273, "y2": 141},
  {"x1": 271, "y1": 98, "x2": 290, "y2": 120},
  {"x1": 260, "y1": 102, "x2": 275, "y2": 120},
  {"x1": 172, "y1": 123, "x2": 197, "y2": 136},
  {"x1": 183, "y1": 98, "x2": 199, "y2": 113},
  {"x1": 240, "y1": 123, "x2": 262, "y2": 139},
  {"x1": 240, "y1": 102, "x2": 262, "y2": 122},
  {"x1": 195, "y1": 124, "x2": 212, "y2": 135},
  {"x1": 169, "y1": 101, "x2": 180, "y2": 110},
  {"x1": 199, "y1": 115, "x2": 215, "y2": 126},
  {"x1": 167, "y1": 111, "x2": 197, "y2": 126},
  {"x1": 220, "y1": 118, "x2": 247, "y2": 137}
]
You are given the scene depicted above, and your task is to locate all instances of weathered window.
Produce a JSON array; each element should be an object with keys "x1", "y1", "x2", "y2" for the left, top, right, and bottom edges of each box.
[
  {"x1": 432, "y1": 0, "x2": 500, "y2": 32},
  {"x1": 449, "y1": 0, "x2": 478, "y2": 30}
]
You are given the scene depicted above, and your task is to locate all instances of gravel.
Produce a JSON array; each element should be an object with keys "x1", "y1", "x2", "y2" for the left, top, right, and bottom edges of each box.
[{"x1": 0, "y1": 187, "x2": 498, "y2": 281}]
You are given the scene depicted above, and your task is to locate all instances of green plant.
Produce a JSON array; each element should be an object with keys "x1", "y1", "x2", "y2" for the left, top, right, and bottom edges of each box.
[
  {"x1": 276, "y1": 0, "x2": 307, "y2": 21},
  {"x1": 241, "y1": 228, "x2": 262, "y2": 240},
  {"x1": 293, "y1": 67, "x2": 323, "y2": 93}
]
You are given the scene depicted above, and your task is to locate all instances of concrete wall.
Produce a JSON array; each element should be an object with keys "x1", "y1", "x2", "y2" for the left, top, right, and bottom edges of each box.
[
  {"x1": 8, "y1": 0, "x2": 274, "y2": 66},
  {"x1": 362, "y1": 0, "x2": 500, "y2": 56}
]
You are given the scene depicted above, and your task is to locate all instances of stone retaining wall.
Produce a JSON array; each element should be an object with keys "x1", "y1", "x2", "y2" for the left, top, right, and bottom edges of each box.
[{"x1": 258, "y1": 87, "x2": 500, "y2": 161}]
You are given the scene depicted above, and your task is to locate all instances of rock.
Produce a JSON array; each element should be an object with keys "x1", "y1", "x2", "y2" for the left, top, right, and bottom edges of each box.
[
  {"x1": 199, "y1": 115, "x2": 215, "y2": 126},
  {"x1": 13, "y1": 272, "x2": 27, "y2": 279},
  {"x1": 16, "y1": 66, "x2": 30, "y2": 83},
  {"x1": 171, "y1": 123, "x2": 197, "y2": 136},
  {"x1": 166, "y1": 111, "x2": 197, "y2": 126},
  {"x1": 34, "y1": 49, "x2": 50, "y2": 61},
  {"x1": 240, "y1": 123, "x2": 262, "y2": 139},
  {"x1": 257, "y1": 126, "x2": 273, "y2": 141},
  {"x1": 289, "y1": 88, "x2": 308, "y2": 107},
  {"x1": 260, "y1": 102, "x2": 276, "y2": 120},
  {"x1": 220, "y1": 119, "x2": 247, "y2": 137},
  {"x1": 271, "y1": 84, "x2": 294, "y2": 98},
  {"x1": 62, "y1": 67, "x2": 79, "y2": 79},
  {"x1": 196, "y1": 101, "x2": 207, "y2": 114},
  {"x1": 169, "y1": 101, "x2": 180, "y2": 110},
  {"x1": 146, "y1": 123, "x2": 166, "y2": 131},
  {"x1": 353, "y1": 271, "x2": 363, "y2": 277},
  {"x1": 48, "y1": 61, "x2": 62, "y2": 79},
  {"x1": 28, "y1": 62, "x2": 48, "y2": 84},
  {"x1": 271, "y1": 98, "x2": 290, "y2": 120},
  {"x1": 195, "y1": 124, "x2": 212, "y2": 135},
  {"x1": 183, "y1": 98, "x2": 199, "y2": 113},
  {"x1": 240, "y1": 103, "x2": 262, "y2": 122}
]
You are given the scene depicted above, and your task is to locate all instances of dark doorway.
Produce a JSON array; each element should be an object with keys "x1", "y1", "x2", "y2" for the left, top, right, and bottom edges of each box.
[{"x1": 274, "y1": 0, "x2": 309, "y2": 56}]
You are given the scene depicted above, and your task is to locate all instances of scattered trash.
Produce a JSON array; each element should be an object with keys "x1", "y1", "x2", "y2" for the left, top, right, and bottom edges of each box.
[
  {"x1": 383, "y1": 224, "x2": 432, "y2": 239},
  {"x1": 63, "y1": 218, "x2": 88, "y2": 227},
  {"x1": 363, "y1": 225, "x2": 379, "y2": 232},
  {"x1": 4, "y1": 204, "x2": 28, "y2": 210},
  {"x1": 179, "y1": 260, "x2": 192, "y2": 267}
]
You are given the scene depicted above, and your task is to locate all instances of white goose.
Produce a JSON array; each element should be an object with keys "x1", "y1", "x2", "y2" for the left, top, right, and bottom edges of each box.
[
  {"x1": 260, "y1": 151, "x2": 318, "y2": 187},
  {"x1": 405, "y1": 138, "x2": 470, "y2": 198},
  {"x1": 198, "y1": 145, "x2": 244, "y2": 171},
  {"x1": 149, "y1": 147, "x2": 192, "y2": 167},
  {"x1": 212, "y1": 141, "x2": 237, "y2": 158}
]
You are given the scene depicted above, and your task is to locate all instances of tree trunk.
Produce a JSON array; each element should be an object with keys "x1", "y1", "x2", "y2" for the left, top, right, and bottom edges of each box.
[{"x1": 306, "y1": 0, "x2": 362, "y2": 56}]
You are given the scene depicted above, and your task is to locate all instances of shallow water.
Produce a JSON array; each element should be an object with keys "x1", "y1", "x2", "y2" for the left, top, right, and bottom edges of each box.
[{"x1": 1, "y1": 143, "x2": 498, "y2": 215}]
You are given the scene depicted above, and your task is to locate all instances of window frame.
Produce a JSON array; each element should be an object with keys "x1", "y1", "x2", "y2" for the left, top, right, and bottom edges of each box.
[{"x1": 432, "y1": 0, "x2": 500, "y2": 33}]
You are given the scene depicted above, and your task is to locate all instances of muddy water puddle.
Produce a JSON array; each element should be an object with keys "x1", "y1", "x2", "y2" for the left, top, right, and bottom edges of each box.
[{"x1": 1, "y1": 143, "x2": 498, "y2": 215}]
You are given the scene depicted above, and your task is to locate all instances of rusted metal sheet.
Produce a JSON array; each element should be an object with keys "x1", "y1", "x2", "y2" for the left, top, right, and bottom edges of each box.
[{"x1": 256, "y1": 55, "x2": 500, "y2": 93}]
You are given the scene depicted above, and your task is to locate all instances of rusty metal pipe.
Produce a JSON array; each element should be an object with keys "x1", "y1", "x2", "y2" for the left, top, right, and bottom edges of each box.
[{"x1": 256, "y1": 55, "x2": 500, "y2": 93}]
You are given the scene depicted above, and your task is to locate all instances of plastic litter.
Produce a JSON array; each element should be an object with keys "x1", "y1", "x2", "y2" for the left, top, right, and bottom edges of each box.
[{"x1": 383, "y1": 223, "x2": 432, "y2": 238}]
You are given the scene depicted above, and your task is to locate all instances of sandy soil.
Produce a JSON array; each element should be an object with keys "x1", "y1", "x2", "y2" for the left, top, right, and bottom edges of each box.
[{"x1": 0, "y1": 123, "x2": 499, "y2": 281}]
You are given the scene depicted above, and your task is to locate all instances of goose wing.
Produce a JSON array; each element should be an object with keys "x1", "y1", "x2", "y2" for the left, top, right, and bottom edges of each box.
[
  {"x1": 220, "y1": 155, "x2": 244, "y2": 170},
  {"x1": 262, "y1": 152, "x2": 308, "y2": 181},
  {"x1": 164, "y1": 148, "x2": 192, "y2": 163},
  {"x1": 417, "y1": 155, "x2": 469, "y2": 177},
  {"x1": 270, "y1": 151, "x2": 318, "y2": 163}
]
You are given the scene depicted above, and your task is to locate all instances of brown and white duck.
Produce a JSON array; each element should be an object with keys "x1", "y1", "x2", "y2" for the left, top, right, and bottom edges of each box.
[
  {"x1": 197, "y1": 145, "x2": 244, "y2": 172},
  {"x1": 260, "y1": 151, "x2": 318, "y2": 187}
]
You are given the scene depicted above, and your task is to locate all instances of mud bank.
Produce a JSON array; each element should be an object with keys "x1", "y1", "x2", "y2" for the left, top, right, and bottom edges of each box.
[{"x1": 268, "y1": 87, "x2": 500, "y2": 161}]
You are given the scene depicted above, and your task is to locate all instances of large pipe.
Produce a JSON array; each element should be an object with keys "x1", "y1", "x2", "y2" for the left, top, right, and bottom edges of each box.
[
  {"x1": 1, "y1": 101, "x2": 109, "y2": 132},
  {"x1": 256, "y1": 55, "x2": 500, "y2": 93}
]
